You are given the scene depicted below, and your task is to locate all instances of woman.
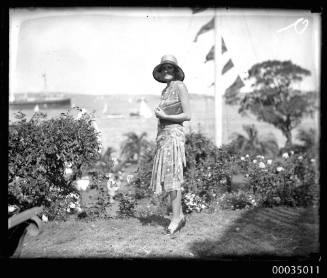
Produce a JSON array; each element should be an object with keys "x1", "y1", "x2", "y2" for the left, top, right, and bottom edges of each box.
[{"x1": 150, "y1": 54, "x2": 191, "y2": 235}]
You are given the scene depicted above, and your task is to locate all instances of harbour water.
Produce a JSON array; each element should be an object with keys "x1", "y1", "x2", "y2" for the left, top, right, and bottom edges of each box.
[{"x1": 9, "y1": 93, "x2": 319, "y2": 156}]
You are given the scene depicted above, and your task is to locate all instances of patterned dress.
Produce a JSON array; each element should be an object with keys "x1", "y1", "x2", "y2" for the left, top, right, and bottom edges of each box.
[{"x1": 150, "y1": 80, "x2": 187, "y2": 195}]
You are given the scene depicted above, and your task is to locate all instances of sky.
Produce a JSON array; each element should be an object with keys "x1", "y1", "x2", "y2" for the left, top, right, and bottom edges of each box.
[{"x1": 9, "y1": 8, "x2": 321, "y2": 96}]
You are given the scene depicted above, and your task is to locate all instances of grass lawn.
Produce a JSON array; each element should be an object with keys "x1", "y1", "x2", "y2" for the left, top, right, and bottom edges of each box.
[{"x1": 20, "y1": 204, "x2": 319, "y2": 258}]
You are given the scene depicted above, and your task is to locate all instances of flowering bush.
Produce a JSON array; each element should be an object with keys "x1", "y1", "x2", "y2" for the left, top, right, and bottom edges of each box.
[
  {"x1": 182, "y1": 192, "x2": 207, "y2": 214},
  {"x1": 130, "y1": 130, "x2": 318, "y2": 212},
  {"x1": 130, "y1": 132, "x2": 240, "y2": 208},
  {"x1": 216, "y1": 191, "x2": 258, "y2": 210},
  {"x1": 8, "y1": 109, "x2": 101, "y2": 218},
  {"x1": 237, "y1": 151, "x2": 318, "y2": 207},
  {"x1": 183, "y1": 132, "x2": 240, "y2": 202}
]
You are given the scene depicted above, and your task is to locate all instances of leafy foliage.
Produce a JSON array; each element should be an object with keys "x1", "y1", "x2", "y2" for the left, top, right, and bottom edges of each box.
[
  {"x1": 80, "y1": 169, "x2": 112, "y2": 220},
  {"x1": 132, "y1": 140, "x2": 156, "y2": 199},
  {"x1": 183, "y1": 132, "x2": 239, "y2": 201},
  {"x1": 8, "y1": 109, "x2": 101, "y2": 215},
  {"x1": 130, "y1": 129, "x2": 318, "y2": 214},
  {"x1": 120, "y1": 132, "x2": 149, "y2": 165},
  {"x1": 182, "y1": 192, "x2": 207, "y2": 213},
  {"x1": 216, "y1": 191, "x2": 258, "y2": 210},
  {"x1": 229, "y1": 124, "x2": 279, "y2": 158},
  {"x1": 239, "y1": 60, "x2": 317, "y2": 147},
  {"x1": 237, "y1": 152, "x2": 318, "y2": 207},
  {"x1": 116, "y1": 193, "x2": 138, "y2": 218}
]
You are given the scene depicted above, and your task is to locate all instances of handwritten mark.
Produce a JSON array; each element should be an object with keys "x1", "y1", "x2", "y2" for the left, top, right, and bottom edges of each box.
[{"x1": 277, "y1": 17, "x2": 309, "y2": 34}]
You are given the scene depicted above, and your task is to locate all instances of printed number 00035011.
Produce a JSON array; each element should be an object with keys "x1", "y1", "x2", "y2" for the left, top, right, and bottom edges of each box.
[{"x1": 272, "y1": 265, "x2": 319, "y2": 275}]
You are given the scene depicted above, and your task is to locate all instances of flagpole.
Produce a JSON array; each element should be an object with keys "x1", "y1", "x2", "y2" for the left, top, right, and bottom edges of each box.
[
  {"x1": 214, "y1": 8, "x2": 223, "y2": 147},
  {"x1": 9, "y1": 12, "x2": 20, "y2": 102}
]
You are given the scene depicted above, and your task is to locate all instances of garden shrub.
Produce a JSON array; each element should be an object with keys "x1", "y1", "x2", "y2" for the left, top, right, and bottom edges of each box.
[
  {"x1": 129, "y1": 129, "x2": 318, "y2": 211},
  {"x1": 183, "y1": 132, "x2": 240, "y2": 203},
  {"x1": 116, "y1": 193, "x2": 138, "y2": 218},
  {"x1": 79, "y1": 169, "x2": 112, "y2": 220},
  {"x1": 237, "y1": 152, "x2": 318, "y2": 207},
  {"x1": 43, "y1": 191, "x2": 81, "y2": 221},
  {"x1": 8, "y1": 108, "x2": 101, "y2": 219},
  {"x1": 182, "y1": 191, "x2": 207, "y2": 214},
  {"x1": 135, "y1": 194, "x2": 171, "y2": 218},
  {"x1": 131, "y1": 131, "x2": 241, "y2": 209},
  {"x1": 132, "y1": 140, "x2": 156, "y2": 199},
  {"x1": 229, "y1": 124, "x2": 280, "y2": 159},
  {"x1": 216, "y1": 191, "x2": 258, "y2": 210},
  {"x1": 279, "y1": 128, "x2": 318, "y2": 159}
]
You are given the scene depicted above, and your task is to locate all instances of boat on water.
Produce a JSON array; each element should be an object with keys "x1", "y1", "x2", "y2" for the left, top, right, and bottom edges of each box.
[
  {"x1": 106, "y1": 114, "x2": 126, "y2": 119},
  {"x1": 101, "y1": 103, "x2": 126, "y2": 119},
  {"x1": 10, "y1": 93, "x2": 71, "y2": 109},
  {"x1": 129, "y1": 97, "x2": 153, "y2": 118},
  {"x1": 9, "y1": 73, "x2": 71, "y2": 109}
]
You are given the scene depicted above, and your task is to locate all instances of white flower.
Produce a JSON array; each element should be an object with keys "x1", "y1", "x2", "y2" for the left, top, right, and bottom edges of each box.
[
  {"x1": 258, "y1": 162, "x2": 265, "y2": 168},
  {"x1": 181, "y1": 187, "x2": 184, "y2": 192},
  {"x1": 276, "y1": 166, "x2": 284, "y2": 172},
  {"x1": 245, "y1": 174, "x2": 249, "y2": 177},
  {"x1": 311, "y1": 159, "x2": 315, "y2": 163},
  {"x1": 112, "y1": 157, "x2": 119, "y2": 165},
  {"x1": 68, "y1": 193, "x2": 79, "y2": 199},
  {"x1": 65, "y1": 162, "x2": 72, "y2": 168},
  {"x1": 42, "y1": 214, "x2": 48, "y2": 222},
  {"x1": 290, "y1": 151, "x2": 294, "y2": 155},
  {"x1": 69, "y1": 202, "x2": 76, "y2": 209},
  {"x1": 126, "y1": 175, "x2": 134, "y2": 184},
  {"x1": 240, "y1": 156, "x2": 245, "y2": 161},
  {"x1": 64, "y1": 167, "x2": 73, "y2": 175},
  {"x1": 267, "y1": 159, "x2": 272, "y2": 165},
  {"x1": 298, "y1": 156, "x2": 303, "y2": 160},
  {"x1": 282, "y1": 152, "x2": 289, "y2": 159},
  {"x1": 253, "y1": 159, "x2": 257, "y2": 163},
  {"x1": 245, "y1": 154, "x2": 249, "y2": 158},
  {"x1": 75, "y1": 177, "x2": 90, "y2": 191}
]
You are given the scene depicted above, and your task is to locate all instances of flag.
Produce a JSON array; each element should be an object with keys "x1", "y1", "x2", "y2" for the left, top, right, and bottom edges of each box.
[
  {"x1": 193, "y1": 17, "x2": 214, "y2": 42},
  {"x1": 194, "y1": 17, "x2": 244, "y2": 103},
  {"x1": 191, "y1": 7, "x2": 208, "y2": 14},
  {"x1": 205, "y1": 46, "x2": 214, "y2": 62},
  {"x1": 205, "y1": 38, "x2": 228, "y2": 62},
  {"x1": 192, "y1": 8, "x2": 245, "y2": 146},
  {"x1": 203, "y1": 39, "x2": 244, "y2": 104}
]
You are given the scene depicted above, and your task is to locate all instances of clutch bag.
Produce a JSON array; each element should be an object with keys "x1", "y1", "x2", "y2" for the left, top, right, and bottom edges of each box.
[{"x1": 162, "y1": 101, "x2": 182, "y2": 115}]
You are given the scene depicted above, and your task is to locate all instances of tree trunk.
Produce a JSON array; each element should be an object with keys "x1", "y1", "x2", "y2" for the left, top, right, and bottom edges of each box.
[{"x1": 283, "y1": 130, "x2": 293, "y2": 148}]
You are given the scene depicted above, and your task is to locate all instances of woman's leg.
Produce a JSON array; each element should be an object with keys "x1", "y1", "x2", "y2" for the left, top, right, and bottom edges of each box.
[{"x1": 168, "y1": 190, "x2": 184, "y2": 225}]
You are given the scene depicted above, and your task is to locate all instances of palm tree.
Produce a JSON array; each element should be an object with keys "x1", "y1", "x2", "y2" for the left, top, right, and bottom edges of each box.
[
  {"x1": 230, "y1": 124, "x2": 279, "y2": 157},
  {"x1": 120, "y1": 132, "x2": 149, "y2": 165},
  {"x1": 296, "y1": 128, "x2": 318, "y2": 156}
]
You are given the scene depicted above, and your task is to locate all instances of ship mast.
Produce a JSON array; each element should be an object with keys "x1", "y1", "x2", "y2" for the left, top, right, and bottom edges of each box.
[{"x1": 42, "y1": 72, "x2": 47, "y2": 92}]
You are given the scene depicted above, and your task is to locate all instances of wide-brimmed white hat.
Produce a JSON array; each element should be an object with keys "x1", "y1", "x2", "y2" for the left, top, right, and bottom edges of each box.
[{"x1": 153, "y1": 54, "x2": 185, "y2": 83}]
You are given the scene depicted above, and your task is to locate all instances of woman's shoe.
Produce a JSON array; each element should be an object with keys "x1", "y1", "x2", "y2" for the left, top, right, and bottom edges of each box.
[{"x1": 166, "y1": 216, "x2": 186, "y2": 235}]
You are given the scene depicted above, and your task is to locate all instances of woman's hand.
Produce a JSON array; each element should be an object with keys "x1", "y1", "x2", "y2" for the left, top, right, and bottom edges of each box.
[{"x1": 154, "y1": 107, "x2": 166, "y2": 119}]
